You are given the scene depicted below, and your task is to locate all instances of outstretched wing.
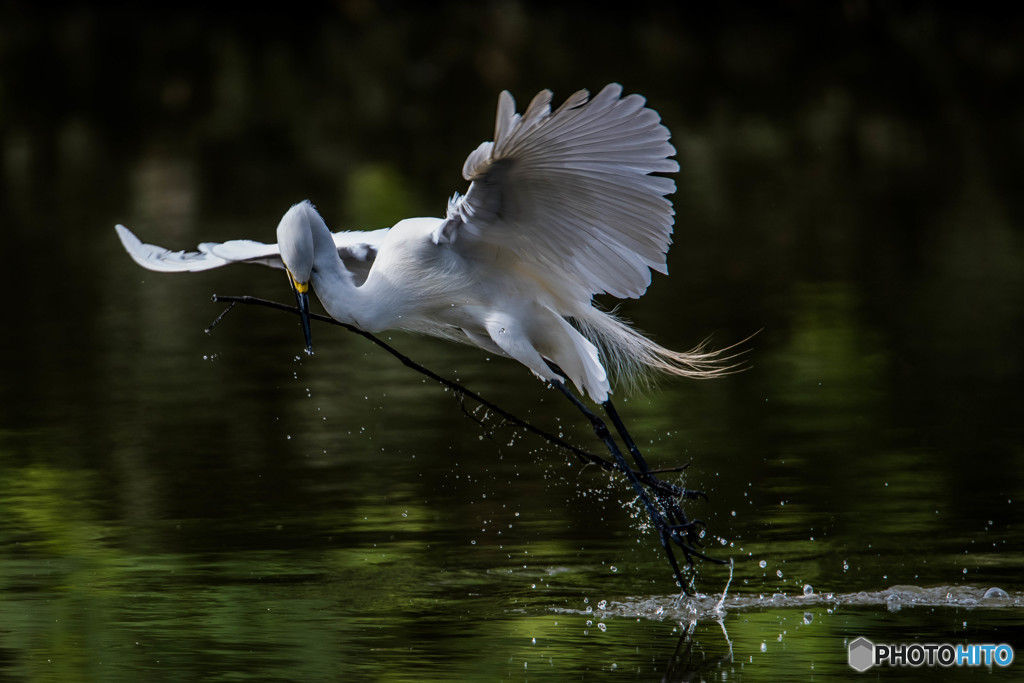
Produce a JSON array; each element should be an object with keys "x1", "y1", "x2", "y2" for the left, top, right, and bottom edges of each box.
[
  {"x1": 115, "y1": 224, "x2": 280, "y2": 271},
  {"x1": 115, "y1": 224, "x2": 387, "y2": 275},
  {"x1": 433, "y1": 83, "x2": 678, "y2": 300}
]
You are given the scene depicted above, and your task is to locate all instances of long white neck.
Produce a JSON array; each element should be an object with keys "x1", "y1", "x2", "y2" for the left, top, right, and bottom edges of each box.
[{"x1": 306, "y1": 227, "x2": 379, "y2": 331}]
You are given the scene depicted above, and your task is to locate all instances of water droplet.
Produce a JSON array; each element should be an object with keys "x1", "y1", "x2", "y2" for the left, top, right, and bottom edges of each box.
[
  {"x1": 983, "y1": 587, "x2": 1009, "y2": 600},
  {"x1": 610, "y1": 566, "x2": 618, "y2": 573},
  {"x1": 598, "y1": 623, "x2": 607, "y2": 632},
  {"x1": 597, "y1": 600, "x2": 607, "y2": 610},
  {"x1": 760, "y1": 642, "x2": 767, "y2": 652},
  {"x1": 776, "y1": 570, "x2": 783, "y2": 578},
  {"x1": 759, "y1": 560, "x2": 767, "y2": 569},
  {"x1": 803, "y1": 584, "x2": 813, "y2": 596}
]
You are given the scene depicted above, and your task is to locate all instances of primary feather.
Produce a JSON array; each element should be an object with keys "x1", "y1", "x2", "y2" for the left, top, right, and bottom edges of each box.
[{"x1": 435, "y1": 83, "x2": 677, "y2": 300}]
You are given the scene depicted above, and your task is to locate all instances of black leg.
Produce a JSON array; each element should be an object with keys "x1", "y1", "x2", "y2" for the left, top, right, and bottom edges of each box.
[
  {"x1": 600, "y1": 399, "x2": 652, "y2": 472},
  {"x1": 602, "y1": 399, "x2": 705, "y2": 500},
  {"x1": 550, "y1": 379, "x2": 718, "y2": 589},
  {"x1": 602, "y1": 398, "x2": 723, "y2": 567}
]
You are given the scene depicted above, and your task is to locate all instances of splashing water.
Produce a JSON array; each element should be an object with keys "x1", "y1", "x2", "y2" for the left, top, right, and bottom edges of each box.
[{"x1": 555, "y1": 585, "x2": 1022, "y2": 623}]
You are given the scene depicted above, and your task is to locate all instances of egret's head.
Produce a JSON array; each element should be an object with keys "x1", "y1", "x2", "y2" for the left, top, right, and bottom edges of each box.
[{"x1": 277, "y1": 201, "x2": 316, "y2": 355}]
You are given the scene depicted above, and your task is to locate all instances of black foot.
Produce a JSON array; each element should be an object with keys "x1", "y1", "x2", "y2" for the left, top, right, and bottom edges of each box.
[
  {"x1": 641, "y1": 475, "x2": 709, "y2": 503},
  {"x1": 644, "y1": 474, "x2": 725, "y2": 573},
  {"x1": 548, "y1": 376, "x2": 725, "y2": 590}
]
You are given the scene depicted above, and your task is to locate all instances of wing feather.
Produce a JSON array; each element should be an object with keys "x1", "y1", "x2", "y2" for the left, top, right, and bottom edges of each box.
[
  {"x1": 115, "y1": 223, "x2": 387, "y2": 274},
  {"x1": 115, "y1": 224, "x2": 236, "y2": 272},
  {"x1": 437, "y1": 83, "x2": 679, "y2": 300}
]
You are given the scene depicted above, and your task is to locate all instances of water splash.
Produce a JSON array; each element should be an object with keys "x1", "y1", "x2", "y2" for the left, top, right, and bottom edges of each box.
[
  {"x1": 712, "y1": 558, "x2": 734, "y2": 617},
  {"x1": 555, "y1": 585, "x2": 1023, "y2": 623}
]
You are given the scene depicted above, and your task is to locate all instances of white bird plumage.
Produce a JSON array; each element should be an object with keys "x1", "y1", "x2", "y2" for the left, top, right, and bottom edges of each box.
[{"x1": 116, "y1": 83, "x2": 727, "y2": 403}]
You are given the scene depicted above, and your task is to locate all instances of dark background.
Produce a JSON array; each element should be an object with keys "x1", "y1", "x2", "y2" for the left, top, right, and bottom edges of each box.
[{"x1": 1, "y1": 2, "x2": 1022, "y2": 680}]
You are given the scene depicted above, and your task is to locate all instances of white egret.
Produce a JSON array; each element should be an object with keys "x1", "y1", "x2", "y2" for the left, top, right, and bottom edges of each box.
[{"x1": 117, "y1": 83, "x2": 733, "y2": 585}]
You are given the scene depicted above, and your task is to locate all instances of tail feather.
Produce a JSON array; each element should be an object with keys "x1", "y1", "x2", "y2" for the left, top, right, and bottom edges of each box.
[{"x1": 569, "y1": 310, "x2": 747, "y2": 395}]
